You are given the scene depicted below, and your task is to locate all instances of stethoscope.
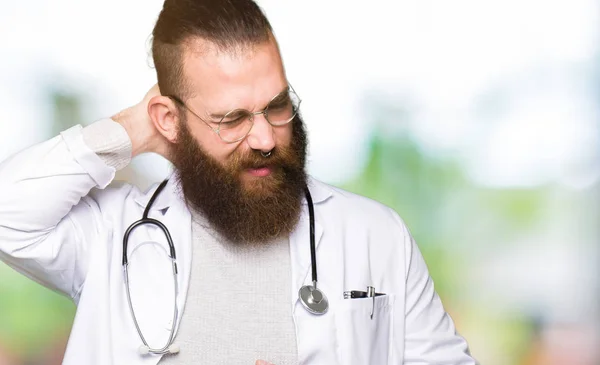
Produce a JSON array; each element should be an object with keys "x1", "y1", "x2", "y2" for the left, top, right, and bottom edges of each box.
[{"x1": 122, "y1": 179, "x2": 328, "y2": 356}]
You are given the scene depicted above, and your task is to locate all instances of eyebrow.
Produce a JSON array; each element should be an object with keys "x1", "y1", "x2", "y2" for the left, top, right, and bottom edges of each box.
[
  {"x1": 269, "y1": 90, "x2": 290, "y2": 105},
  {"x1": 208, "y1": 111, "x2": 228, "y2": 120},
  {"x1": 208, "y1": 86, "x2": 289, "y2": 120}
]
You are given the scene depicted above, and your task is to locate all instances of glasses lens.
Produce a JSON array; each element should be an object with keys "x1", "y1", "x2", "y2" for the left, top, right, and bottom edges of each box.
[
  {"x1": 265, "y1": 88, "x2": 300, "y2": 126},
  {"x1": 218, "y1": 109, "x2": 254, "y2": 143}
]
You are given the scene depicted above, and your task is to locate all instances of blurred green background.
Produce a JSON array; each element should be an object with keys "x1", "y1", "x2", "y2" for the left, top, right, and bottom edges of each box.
[{"x1": 0, "y1": 1, "x2": 599, "y2": 364}]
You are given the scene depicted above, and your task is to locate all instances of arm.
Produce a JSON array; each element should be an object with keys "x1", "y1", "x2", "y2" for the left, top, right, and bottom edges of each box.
[
  {"x1": 0, "y1": 85, "x2": 167, "y2": 299},
  {"x1": 0, "y1": 120, "x2": 130, "y2": 299},
  {"x1": 396, "y1": 213, "x2": 478, "y2": 365}
]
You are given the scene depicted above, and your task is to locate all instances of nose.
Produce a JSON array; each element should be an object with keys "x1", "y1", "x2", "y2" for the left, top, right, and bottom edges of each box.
[{"x1": 245, "y1": 113, "x2": 275, "y2": 153}]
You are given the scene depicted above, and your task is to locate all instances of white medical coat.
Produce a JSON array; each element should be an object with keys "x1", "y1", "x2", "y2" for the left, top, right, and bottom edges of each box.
[{"x1": 0, "y1": 125, "x2": 477, "y2": 365}]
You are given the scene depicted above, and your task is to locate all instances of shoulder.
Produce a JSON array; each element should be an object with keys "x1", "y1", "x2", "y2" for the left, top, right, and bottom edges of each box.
[
  {"x1": 87, "y1": 180, "x2": 135, "y2": 203},
  {"x1": 310, "y1": 177, "x2": 409, "y2": 234},
  {"x1": 84, "y1": 180, "x2": 163, "y2": 213},
  {"x1": 310, "y1": 178, "x2": 415, "y2": 280}
]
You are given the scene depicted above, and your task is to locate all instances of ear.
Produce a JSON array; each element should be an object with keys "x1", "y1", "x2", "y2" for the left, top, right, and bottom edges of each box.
[{"x1": 148, "y1": 96, "x2": 180, "y2": 143}]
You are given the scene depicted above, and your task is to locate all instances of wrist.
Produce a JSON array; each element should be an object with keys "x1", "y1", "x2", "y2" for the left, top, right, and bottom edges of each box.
[
  {"x1": 111, "y1": 109, "x2": 148, "y2": 158},
  {"x1": 81, "y1": 119, "x2": 132, "y2": 170}
]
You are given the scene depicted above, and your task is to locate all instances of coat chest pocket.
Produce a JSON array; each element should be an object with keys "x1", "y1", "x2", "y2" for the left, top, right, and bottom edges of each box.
[{"x1": 334, "y1": 294, "x2": 395, "y2": 365}]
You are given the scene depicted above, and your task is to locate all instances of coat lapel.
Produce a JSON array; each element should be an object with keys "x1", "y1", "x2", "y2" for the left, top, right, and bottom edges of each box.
[
  {"x1": 133, "y1": 177, "x2": 192, "y2": 337},
  {"x1": 158, "y1": 179, "x2": 192, "y2": 335}
]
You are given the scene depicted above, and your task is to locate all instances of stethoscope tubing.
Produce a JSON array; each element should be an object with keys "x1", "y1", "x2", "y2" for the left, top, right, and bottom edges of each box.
[
  {"x1": 122, "y1": 180, "x2": 179, "y2": 355},
  {"x1": 122, "y1": 179, "x2": 322, "y2": 355},
  {"x1": 304, "y1": 186, "x2": 318, "y2": 285}
]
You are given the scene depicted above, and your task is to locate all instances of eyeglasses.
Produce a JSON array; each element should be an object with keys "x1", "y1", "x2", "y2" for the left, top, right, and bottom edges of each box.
[{"x1": 166, "y1": 84, "x2": 301, "y2": 143}]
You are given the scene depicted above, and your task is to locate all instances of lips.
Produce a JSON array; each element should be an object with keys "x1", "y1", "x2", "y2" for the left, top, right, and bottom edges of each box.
[{"x1": 247, "y1": 166, "x2": 272, "y2": 177}]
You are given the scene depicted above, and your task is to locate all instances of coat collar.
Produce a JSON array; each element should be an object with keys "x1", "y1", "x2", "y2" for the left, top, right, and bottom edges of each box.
[{"x1": 133, "y1": 173, "x2": 179, "y2": 212}]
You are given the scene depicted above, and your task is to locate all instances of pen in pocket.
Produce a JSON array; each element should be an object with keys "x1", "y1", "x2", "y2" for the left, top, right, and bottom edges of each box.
[{"x1": 343, "y1": 286, "x2": 386, "y2": 320}]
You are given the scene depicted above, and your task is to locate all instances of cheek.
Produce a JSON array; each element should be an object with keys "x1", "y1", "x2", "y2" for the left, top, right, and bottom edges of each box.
[
  {"x1": 189, "y1": 123, "x2": 237, "y2": 163},
  {"x1": 275, "y1": 124, "x2": 293, "y2": 146}
]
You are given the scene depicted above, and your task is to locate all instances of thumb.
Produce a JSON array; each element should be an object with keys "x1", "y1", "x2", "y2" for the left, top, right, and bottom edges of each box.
[{"x1": 255, "y1": 361, "x2": 274, "y2": 365}]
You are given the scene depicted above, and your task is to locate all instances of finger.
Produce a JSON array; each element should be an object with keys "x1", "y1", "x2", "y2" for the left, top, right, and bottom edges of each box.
[{"x1": 255, "y1": 360, "x2": 274, "y2": 365}]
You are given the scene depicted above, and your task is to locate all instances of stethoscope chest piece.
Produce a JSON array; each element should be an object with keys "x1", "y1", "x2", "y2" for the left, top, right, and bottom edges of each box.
[{"x1": 299, "y1": 284, "x2": 329, "y2": 315}]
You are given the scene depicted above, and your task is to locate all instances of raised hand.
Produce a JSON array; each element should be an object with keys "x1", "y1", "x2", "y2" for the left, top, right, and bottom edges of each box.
[{"x1": 111, "y1": 84, "x2": 171, "y2": 159}]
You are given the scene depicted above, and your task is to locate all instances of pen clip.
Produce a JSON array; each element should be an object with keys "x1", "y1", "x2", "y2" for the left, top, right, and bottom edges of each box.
[{"x1": 367, "y1": 286, "x2": 375, "y2": 320}]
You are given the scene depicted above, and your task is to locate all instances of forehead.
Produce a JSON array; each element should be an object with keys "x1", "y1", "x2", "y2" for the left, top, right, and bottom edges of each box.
[{"x1": 182, "y1": 39, "x2": 287, "y2": 112}]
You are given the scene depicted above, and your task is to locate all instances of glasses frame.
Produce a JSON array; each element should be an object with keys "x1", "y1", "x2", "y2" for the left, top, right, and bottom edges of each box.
[{"x1": 166, "y1": 84, "x2": 301, "y2": 143}]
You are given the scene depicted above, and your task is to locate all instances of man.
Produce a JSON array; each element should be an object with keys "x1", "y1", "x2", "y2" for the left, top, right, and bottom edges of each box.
[{"x1": 0, "y1": 0, "x2": 477, "y2": 364}]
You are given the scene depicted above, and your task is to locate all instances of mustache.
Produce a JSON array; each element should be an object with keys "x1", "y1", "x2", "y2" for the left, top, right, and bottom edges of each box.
[{"x1": 228, "y1": 146, "x2": 301, "y2": 171}]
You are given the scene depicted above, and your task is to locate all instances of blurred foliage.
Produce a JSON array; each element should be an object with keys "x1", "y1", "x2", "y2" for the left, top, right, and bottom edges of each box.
[
  {"x1": 0, "y1": 263, "x2": 74, "y2": 360},
  {"x1": 50, "y1": 89, "x2": 84, "y2": 136}
]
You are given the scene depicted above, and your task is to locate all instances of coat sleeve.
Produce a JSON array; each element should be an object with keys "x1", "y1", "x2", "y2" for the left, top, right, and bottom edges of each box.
[
  {"x1": 0, "y1": 123, "x2": 122, "y2": 300},
  {"x1": 392, "y1": 210, "x2": 479, "y2": 365}
]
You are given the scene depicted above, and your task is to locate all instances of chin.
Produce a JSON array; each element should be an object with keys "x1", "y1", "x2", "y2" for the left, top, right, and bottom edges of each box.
[{"x1": 240, "y1": 173, "x2": 282, "y2": 195}]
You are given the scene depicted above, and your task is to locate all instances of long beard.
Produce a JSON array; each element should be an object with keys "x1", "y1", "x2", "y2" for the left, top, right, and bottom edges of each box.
[{"x1": 170, "y1": 115, "x2": 308, "y2": 244}]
